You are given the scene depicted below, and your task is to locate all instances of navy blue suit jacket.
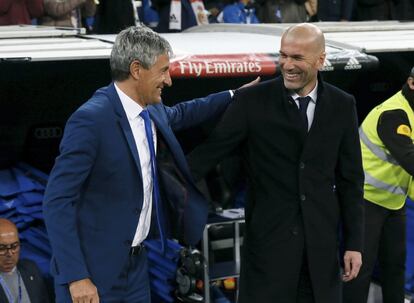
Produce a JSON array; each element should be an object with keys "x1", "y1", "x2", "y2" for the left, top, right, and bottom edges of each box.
[{"x1": 43, "y1": 83, "x2": 231, "y2": 294}]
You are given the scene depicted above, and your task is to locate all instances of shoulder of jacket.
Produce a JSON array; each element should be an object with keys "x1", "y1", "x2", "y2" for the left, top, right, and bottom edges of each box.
[
  {"x1": 148, "y1": 102, "x2": 167, "y2": 117},
  {"x1": 18, "y1": 259, "x2": 39, "y2": 272},
  {"x1": 239, "y1": 78, "x2": 279, "y2": 94},
  {"x1": 76, "y1": 87, "x2": 113, "y2": 115},
  {"x1": 323, "y1": 82, "x2": 354, "y2": 101}
]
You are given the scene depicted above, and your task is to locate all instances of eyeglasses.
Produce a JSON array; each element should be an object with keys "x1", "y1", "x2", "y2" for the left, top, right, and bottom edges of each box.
[{"x1": 0, "y1": 242, "x2": 20, "y2": 256}]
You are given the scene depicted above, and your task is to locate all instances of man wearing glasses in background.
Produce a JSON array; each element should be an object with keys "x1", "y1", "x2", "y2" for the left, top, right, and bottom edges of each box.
[{"x1": 0, "y1": 218, "x2": 50, "y2": 303}]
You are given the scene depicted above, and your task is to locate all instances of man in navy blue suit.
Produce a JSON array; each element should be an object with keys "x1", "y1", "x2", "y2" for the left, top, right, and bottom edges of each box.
[{"x1": 43, "y1": 25, "x2": 254, "y2": 303}]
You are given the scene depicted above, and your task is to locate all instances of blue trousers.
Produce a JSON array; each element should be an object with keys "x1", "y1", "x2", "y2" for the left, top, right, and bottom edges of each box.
[{"x1": 55, "y1": 249, "x2": 151, "y2": 303}]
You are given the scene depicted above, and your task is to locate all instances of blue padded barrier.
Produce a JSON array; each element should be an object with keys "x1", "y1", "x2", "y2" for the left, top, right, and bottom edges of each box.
[
  {"x1": 405, "y1": 199, "x2": 414, "y2": 293},
  {"x1": 0, "y1": 163, "x2": 51, "y2": 276},
  {"x1": 145, "y1": 239, "x2": 182, "y2": 303}
]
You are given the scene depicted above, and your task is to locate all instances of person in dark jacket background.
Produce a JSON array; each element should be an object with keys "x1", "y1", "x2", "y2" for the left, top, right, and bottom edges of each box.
[
  {"x1": 256, "y1": 0, "x2": 308, "y2": 23},
  {"x1": 0, "y1": 218, "x2": 50, "y2": 303},
  {"x1": 343, "y1": 67, "x2": 414, "y2": 303},
  {"x1": 94, "y1": 0, "x2": 135, "y2": 34},
  {"x1": 316, "y1": 0, "x2": 354, "y2": 21},
  {"x1": 354, "y1": 0, "x2": 396, "y2": 20}
]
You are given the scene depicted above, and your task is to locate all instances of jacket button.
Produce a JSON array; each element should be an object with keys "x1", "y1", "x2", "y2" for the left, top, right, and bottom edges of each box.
[
  {"x1": 300, "y1": 162, "x2": 305, "y2": 169},
  {"x1": 124, "y1": 240, "x2": 132, "y2": 246},
  {"x1": 134, "y1": 208, "x2": 140, "y2": 215},
  {"x1": 291, "y1": 227, "x2": 299, "y2": 236},
  {"x1": 300, "y1": 194, "x2": 306, "y2": 201}
]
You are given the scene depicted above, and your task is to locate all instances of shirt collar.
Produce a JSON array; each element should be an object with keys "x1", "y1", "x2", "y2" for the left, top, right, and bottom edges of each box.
[
  {"x1": 114, "y1": 83, "x2": 144, "y2": 120},
  {"x1": 1, "y1": 266, "x2": 16, "y2": 276},
  {"x1": 289, "y1": 81, "x2": 318, "y2": 103}
]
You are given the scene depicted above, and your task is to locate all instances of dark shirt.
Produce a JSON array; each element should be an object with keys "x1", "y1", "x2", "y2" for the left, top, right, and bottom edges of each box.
[
  {"x1": 377, "y1": 86, "x2": 414, "y2": 175},
  {"x1": 317, "y1": 0, "x2": 354, "y2": 21}
]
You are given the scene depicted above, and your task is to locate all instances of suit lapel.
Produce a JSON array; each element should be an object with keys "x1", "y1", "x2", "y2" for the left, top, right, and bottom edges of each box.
[
  {"x1": 106, "y1": 85, "x2": 190, "y2": 183},
  {"x1": 307, "y1": 95, "x2": 325, "y2": 136},
  {"x1": 147, "y1": 106, "x2": 191, "y2": 180},
  {"x1": 118, "y1": 118, "x2": 142, "y2": 176},
  {"x1": 107, "y1": 83, "x2": 143, "y2": 178},
  {"x1": 276, "y1": 79, "x2": 308, "y2": 139},
  {"x1": 0, "y1": 285, "x2": 6, "y2": 303},
  {"x1": 17, "y1": 263, "x2": 36, "y2": 303},
  {"x1": 303, "y1": 79, "x2": 329, "y2": 153}
]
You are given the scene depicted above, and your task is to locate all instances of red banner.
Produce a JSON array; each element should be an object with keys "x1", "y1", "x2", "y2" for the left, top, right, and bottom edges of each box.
[{"x1": 170, "y1": 53, "x2": 277, "y2": 78}]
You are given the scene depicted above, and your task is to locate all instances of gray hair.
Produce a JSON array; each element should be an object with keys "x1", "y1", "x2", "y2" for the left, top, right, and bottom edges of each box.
[{"x1": 110, "y1": 25, "x2": 172, "y2": 81}]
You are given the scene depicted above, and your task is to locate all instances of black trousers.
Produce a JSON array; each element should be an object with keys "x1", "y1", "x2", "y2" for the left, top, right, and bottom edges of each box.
[
  {"x1": 343, "y1": 200, "x2": 406, "y2": 303},
  {"x1": 297, "y1": 251, "x2": 315, "y2": 303}
]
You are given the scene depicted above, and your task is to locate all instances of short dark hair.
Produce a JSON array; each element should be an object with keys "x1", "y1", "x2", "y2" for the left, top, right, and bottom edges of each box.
[{"x1": 410, "y1": 66, "x2": 414, "y2": 77}]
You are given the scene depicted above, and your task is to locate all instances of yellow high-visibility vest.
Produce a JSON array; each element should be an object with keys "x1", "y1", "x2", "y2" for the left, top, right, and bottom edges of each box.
[{"x1": 360, "y1": 91, "x2": 414, "y2": 209}]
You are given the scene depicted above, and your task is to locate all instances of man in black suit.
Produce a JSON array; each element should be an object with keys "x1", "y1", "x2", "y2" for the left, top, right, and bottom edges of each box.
[
  {"x1": 0, "y1": 218, "x2": 50, "y2": 303},
  {"x1": 188, "y1": 23, "x2": 365, "y2": 303}
]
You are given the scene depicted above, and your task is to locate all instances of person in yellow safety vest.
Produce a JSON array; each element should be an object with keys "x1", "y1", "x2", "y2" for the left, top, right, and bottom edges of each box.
[{"x1": 343, "y1": 66, "x2": 414, "y2": 303}]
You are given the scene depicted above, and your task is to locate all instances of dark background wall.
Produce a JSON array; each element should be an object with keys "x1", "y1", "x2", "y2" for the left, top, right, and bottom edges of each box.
[{"x1": 1, "y1": 51, "x2": 413, "y2": 174}]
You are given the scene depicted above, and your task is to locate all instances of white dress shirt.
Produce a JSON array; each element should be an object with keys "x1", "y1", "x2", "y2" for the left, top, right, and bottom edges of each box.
[
  {"x1": 115, "y1": 84, "x2": 156, "y2": 247},
  {"x1": 290, "y1": 82, "x2": 318, "y2": 131}
]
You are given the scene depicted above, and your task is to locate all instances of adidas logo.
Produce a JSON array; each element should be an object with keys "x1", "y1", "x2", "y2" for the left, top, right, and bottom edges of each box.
[
  {"x1": 344, "y1": 57, "x2": 361, "y2": 70},
  {"x1": 322, "y1": 59, "x2": 334, "y2": 71},
  {"x1": 170, "y1": 14, "x2": 178, "y2": 22}
]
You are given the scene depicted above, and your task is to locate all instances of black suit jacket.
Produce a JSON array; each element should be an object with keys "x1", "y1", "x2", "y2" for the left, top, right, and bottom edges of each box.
[
  {"x1": 0, "y1": 259, "x2": 50, "y2": 303},
  {"x1": 189, "y1": 76, "x2": 365, "y2": 303}
]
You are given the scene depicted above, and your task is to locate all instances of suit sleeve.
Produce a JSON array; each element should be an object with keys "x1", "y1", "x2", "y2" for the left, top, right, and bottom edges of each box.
[
  {"x1": 187, "y1": 90, "x2": 248, "y2": 181},
  {"x1": 377, "y1": 109, "x2": 414, "y2": 175},
  {"x1": 43, "y1": 108, "x2": 98, "y2": 285},
  {"x1": 164, "y1": 91, "x2": 232, "y2": 131},
  {"x1": 335, "y1": 97, "x2": 365, "y2": 252}
]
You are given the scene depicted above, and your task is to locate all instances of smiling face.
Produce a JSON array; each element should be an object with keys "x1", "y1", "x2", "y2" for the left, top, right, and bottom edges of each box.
[
  {"x1": 279, "y1": 24, "x2": 326, "y2": 96},
  {"x1": 133, "y1": 54, "x2": 172, "y2": 107}
]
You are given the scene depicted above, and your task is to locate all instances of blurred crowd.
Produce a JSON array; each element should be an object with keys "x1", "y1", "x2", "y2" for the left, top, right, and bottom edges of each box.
[{"x1": 0, "y1": 0, "x2": 414, "y2": 34}]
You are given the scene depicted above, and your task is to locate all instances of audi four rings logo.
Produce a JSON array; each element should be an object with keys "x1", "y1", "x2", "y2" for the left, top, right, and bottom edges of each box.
[{"x1": 34, "y1": 127, "x2": 63, "y2": 139}]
